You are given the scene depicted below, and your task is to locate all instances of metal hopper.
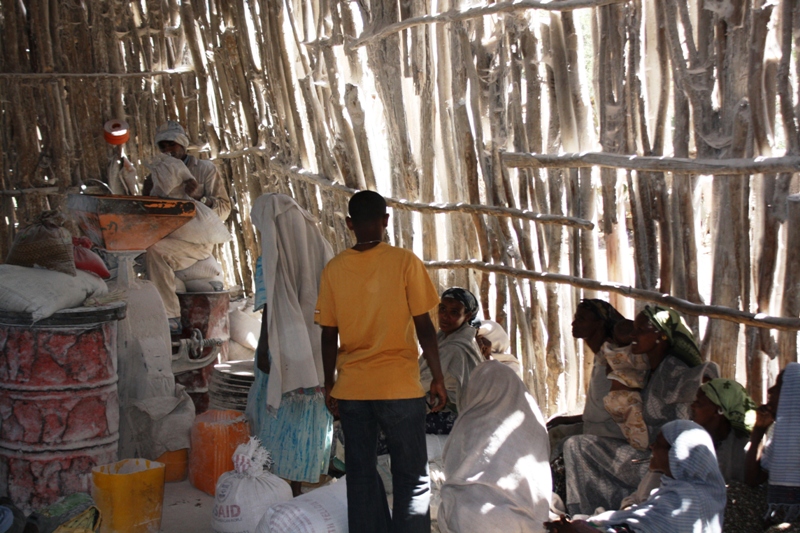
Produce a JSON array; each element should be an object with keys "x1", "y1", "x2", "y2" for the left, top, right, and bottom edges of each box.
[{"x1": 67, "y1": 194, "x2": 195, "y2": 251}]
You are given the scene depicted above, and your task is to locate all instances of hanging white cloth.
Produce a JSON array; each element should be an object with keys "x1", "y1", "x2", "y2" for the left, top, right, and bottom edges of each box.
[{"x1": 251, "y1": 194, "x2": 333, "y2": 410}]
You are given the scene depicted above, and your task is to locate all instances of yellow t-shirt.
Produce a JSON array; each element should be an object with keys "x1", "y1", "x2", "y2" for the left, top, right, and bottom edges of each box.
[{"x1": 315, "y1": 243, "x2": 439, "y2": 400}]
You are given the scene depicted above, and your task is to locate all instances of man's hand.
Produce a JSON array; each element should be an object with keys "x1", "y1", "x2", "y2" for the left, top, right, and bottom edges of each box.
[
  {"x1": 324, "y1": 385, "x2": 339, "y2": 418},
  {"x1": 429, "y1": 378, "x2": 448, "y2": 412},
  {"x1": 321, "y1": 326, "x2": 340, "y2": 418},
  {"x1": 544, "y1": 516, "x2": 597, "y2": 533},
  {"x1": 184, "y1": 178, "x2": 199, "y2": 198}
]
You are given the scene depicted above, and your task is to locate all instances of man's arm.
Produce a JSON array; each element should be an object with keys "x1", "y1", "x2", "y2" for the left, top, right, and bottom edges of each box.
[
  {"x1": 197, "y1": 162, "x2": 231, "y2": 221},
  {"x1": 745, "y1": 404, "x2": 773, "y2": 486},
  {"x1": 321, "y1": 326, "x2": 339, "y2": 416},
  {"x1": 413, "y1": 313, "x2": 447, "y2": 412}
]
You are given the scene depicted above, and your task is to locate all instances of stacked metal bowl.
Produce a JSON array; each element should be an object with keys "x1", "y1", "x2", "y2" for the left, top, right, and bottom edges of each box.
[{"x1": 208, "y1": 360, "x2": 255, "y2": 411}]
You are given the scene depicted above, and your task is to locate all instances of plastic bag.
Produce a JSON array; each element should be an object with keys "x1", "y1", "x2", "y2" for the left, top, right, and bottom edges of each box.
[
  {"x1": 6, "y1": 210, "x2": 76, "y2": 276},
  {"x1": 212, "y1": 437, "x2": 293, "y2": 533},
  {"x1": 73, "y1": 238, "x2": 111, "y2": 279}
]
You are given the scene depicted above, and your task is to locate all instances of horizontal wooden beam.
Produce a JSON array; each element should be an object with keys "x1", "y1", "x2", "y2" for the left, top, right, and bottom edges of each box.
[
  {"x1": 502, "y1": 151, "x2": 800, "y2": 175},
  {"x1": 0, "y1": 68, "x2": 193, "y2": 80},
  {"x1": 264, "y1": 162, "x2": 594, "y2": 229},
  {"x1": 348, "y1": 0, "x2": 628, "y2": 50},
  {"x1": 425, "y1": 259, "x2": 800, "y2": 331}
]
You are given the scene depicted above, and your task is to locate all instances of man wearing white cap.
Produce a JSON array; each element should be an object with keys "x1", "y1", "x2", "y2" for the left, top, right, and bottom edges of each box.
[{"x1": 145, "y1": 121, "x2": 231, "y2": 333}]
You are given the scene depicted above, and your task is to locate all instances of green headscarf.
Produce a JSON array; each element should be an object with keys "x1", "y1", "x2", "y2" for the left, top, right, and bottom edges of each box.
[
  {"x1": 642, "y1": 305, "x2": 702, "y2": 367},
  {"x1": 700, "y1": 378, "x2": 757, "y2": 436}
]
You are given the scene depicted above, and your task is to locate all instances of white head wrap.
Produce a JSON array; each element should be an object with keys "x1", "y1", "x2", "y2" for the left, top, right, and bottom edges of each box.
[
  {"x1": 154, "y1": 120, "x2": 191, "y2": 148},
  {"x1": 477, "y1": 319, "x2": 510, "y2": 354}
]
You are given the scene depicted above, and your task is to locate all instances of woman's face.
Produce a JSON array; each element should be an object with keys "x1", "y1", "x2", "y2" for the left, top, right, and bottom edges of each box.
[
  {"x1": 438, "y1": 297, "x2": 468, "y2": 334},
  {"x1": 691, "y1": 390, "x2": 720, "y2": 430},
  {"x1": 649, "y1": 432, "x2": 672, "y2": 477},
  {"x1": 571, "y1": 306, "x2": 604, "y2": 340},
  {"x1": 631, "y1": 312, "x2": 661, "y2": 354}
]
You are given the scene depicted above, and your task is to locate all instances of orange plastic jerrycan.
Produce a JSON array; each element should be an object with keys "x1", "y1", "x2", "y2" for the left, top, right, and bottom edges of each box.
[
  {"x1": 189, "y1": 409, "x2": 250, "y2": 495},
  {"x1": 92, "y1": 459, "x2": 166, "y2": 533}
]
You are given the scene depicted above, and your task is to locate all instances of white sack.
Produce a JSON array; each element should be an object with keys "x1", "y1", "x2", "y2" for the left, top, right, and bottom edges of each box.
[
  {"x1": 146, "y1": 154, "x2": 230, "y2": 245},
  {"x1": 426, "y1": 434, "x2": 449, "y2": 463},
  {"x1": 256, "y1": 476, "x2": 348, "y2": 533},
  {"x1": 0, "y1": 264, "x2": 108, "y2": 322},
  {"x1": 229, "y1": 309, "x2": 261, "y2": 351},
  {"x1": 213, "y1": 437, "x2": 293, "y2": 533},
  {"x1": 128, "y1": 383, "x2": 195, "y2": 459},
  {"x1": 228, "y1": 340, "x2": 256, "y2": 362},
  {"x1": 169, "y1": 199, "x2": 231, "y2": 245},
  {"x1": 183, "y1": 277, "x2": 224, "y2": 292},
  {"x1": 176, "y1": 255, "x2": 223, "y2": 281}
]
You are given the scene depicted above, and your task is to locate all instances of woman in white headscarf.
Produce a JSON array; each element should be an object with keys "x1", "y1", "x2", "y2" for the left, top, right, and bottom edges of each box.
[
  {"x1": 547, "y1": 420, "x2": 726, "y2": 533},
  {"x1": 476, "y1": 320, "x2": 522, "y2": 378},
  {"x1": 439, "y1": 360, "x2": 551, "y2": 533}
]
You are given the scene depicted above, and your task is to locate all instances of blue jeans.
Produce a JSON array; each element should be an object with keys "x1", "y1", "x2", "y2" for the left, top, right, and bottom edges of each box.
[{"x1": 338, "y1": 398, "x2": 431, "y2": 533}]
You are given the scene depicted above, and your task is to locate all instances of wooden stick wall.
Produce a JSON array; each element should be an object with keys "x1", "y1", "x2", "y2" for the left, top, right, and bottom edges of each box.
[{"x1": 1, "y1": 0, "x2": 798, "y2": 414}]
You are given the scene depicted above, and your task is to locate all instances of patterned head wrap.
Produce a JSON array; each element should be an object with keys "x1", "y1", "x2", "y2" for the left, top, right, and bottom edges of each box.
[
  {"x1": 642, "y1": 305, "x2": 702, "y2": 367},
  {"x1": 700, "y1": 378, "x2": 756, "y2": 437},
  {"x1": 154, "y1": 120, "x2": 191, "y2": 148},
  {"x1": 441, "y1": 287, "x2": 480, "y2": 327},
  {"x1": 578, "y1": 299, "x2": 626, "y2": 339}
]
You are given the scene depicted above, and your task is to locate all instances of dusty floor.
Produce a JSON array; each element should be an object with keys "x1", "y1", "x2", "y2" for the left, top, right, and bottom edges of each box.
[{"x1": 161, "y1": 480, "x2": 215, "y2": 533}]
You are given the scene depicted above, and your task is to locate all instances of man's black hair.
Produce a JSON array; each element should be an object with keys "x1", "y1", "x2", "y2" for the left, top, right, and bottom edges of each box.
[{"x1": 348, "y1": 190, "x2": 387, "y2": 222}]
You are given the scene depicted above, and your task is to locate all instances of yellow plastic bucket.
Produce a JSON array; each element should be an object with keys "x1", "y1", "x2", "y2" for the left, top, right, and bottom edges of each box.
[{"x1": 91, "y1": 459, "x2": 166, "y2": 533}]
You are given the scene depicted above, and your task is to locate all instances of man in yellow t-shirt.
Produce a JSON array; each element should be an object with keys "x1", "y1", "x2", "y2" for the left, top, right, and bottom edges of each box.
[{"x1": 316, "y1": 190, "x2": 446, "y2": 533}]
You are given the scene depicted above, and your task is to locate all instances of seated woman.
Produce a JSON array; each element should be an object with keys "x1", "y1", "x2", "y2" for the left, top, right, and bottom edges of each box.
[
  {"x1": 563, "y1": 305, "x2": 718, "y2": 516},
  {"x1": 419, "y1": 287, "x2": 484, "y2": 434},
  {"x1": 549, "y1": 300, "x2": 628, "y2": 459},
  {"x1": 621, "y1": 377, "x2": 755, "y2": 508},
  {"x1": 745, "y1": 362, "x2": 800, "y2": 523},
  {"x1": 440, "y1": 361, "x2": 551, "y2": 533},
  {"x1": 547, "y1": 420, "x2": 726, "y2": 533},
  {"x1": 476, "y1": 319, "x2": 521, "y2": 377}
]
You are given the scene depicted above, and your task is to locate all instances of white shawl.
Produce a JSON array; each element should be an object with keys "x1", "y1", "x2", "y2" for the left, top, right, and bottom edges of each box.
[
  {"x1": 251, "y1": 194, "x2": 333, "y2": 410},
  {"x1": 439, "y1": 361, "x2": 551, "y2": 533}
]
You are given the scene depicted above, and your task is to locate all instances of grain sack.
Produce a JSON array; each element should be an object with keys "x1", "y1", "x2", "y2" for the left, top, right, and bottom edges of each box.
[
  {"x1": 146, "y1": 154, "x2": 230, "y2": 245},
  {"x1": 6, "y1": 210, "x2": 76, "y2": 276},
  {"x1": 212, "y1": 437, "x2": 293, "y2": 533},
  {"x1": 229, "y1": 309, "x2": 261, "y2": 350},
  {"x1": 256, "y1": 477, "x2": 348, "y2": 533},
  {"x1": 176, "y1": 255, "x2": 223, "y2": 282},
  {"x1": 0, "y1": 264, "x2": 108, "y2": 322}
]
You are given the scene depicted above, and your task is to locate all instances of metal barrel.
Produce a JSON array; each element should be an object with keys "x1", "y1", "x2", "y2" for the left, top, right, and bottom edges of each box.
[{"x1": 0, "y1": 302, "x2": 126, "y2": 512}]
